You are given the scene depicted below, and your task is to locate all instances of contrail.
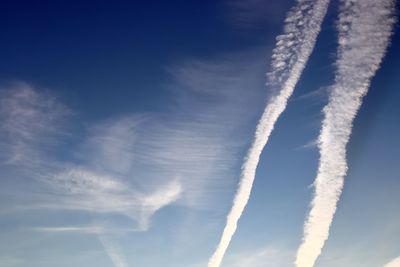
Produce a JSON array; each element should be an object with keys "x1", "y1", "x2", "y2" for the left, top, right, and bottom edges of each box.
[
  {"x1": 207, "y1": 1, "x2": 330, "y2": 267},
  {"x1": 99, "y1": 235, "x2": 130, "y2": 267},
  {"x1": 383, "y1": 257, "x2": 400, "y2": 267},
  {"x1": 295, "y1": 1, "x2": 396, "y2": 267}
]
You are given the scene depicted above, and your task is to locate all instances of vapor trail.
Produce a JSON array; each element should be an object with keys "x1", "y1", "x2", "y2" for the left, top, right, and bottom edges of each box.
[
  {"x1": 295, "y1": 1, "x2": 396, "y2": 267},
  {"x1": 383, "y1": 257, "x2": 400, "y2": 267},
  {"x1": 99, "y1": 235, "x2": 130, "y2": 267},
  {"x1": 207, "y1": 1, "x2": 330, "y2": 267}
]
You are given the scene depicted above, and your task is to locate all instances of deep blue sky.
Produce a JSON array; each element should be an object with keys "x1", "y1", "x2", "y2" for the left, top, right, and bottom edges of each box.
[
  {"x1": 0, "y1": 1, "x2": 290, "y2": 117},
  {"x1": 0, "y1": 1, "x2": 399, "y2": 267}
]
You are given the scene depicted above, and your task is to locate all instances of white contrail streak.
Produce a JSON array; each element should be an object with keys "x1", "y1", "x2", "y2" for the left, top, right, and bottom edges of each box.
[
  {"x1": 383, "y1": 257, "x2": 400, "y2": 267},
  {"x1": 295, "y1": 1, "x2": 396, "y2": 267},
  {"x1": 207, "y1": 1, "x2": 330, "y2": 267},
  {"x1": 99, "y1": 235, "x2": 130, "y2": 267}
]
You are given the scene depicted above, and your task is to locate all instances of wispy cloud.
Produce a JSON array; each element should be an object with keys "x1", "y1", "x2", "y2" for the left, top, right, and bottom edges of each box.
[
  {"x1": 0, "y1": 82, "x2": 67, "y2": 167},
  {"x1": 0, "y1": 86, "x2": 182, "y2": 232},
  {"x1": 75, "y1": 116, "x2": 143, "y2": 176},
  {"x1": 0, "y1": 49, "x2": 271, "y2": 266},
  {"x1": 225, "y1": 0, "x2": 291, "y2": 28},
  {"x1": 295, "y1": 1, "x2": 396, "y2": 267},
  {"x1": 207, "y1": 1, "x2": 330, "y2": 266},
  {"x1": 44, "y1": 165, "x2": 182, "y2": 231},
  {"x1": 133, "y1": 51, "x2": 267, "y2": 210},
  {"x1": 383, "y1": 257, "x2": 400, "y2": 267},
  {"x1": 221, "y1": 245, "x2": 292, "y2": 267},
  {"x1": 188, "y1": 245, "x2": 292, "y2": 267},
  {"x1": 32, "y1": 226, "x2": 104, "y2": 234},
  {"x1": 98, "y1": 235, "x2": 131, "y2": 267}
]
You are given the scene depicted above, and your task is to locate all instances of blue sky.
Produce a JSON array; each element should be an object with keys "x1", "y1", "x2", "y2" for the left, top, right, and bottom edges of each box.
[{"x1": 0, "y1": 1, "x2": 399, "y2": 267}]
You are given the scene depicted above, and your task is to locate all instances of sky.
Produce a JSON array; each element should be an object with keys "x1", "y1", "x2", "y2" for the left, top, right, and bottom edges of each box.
[{"x1": 0, "y1": 1, "x2": 399, "y2": 267}]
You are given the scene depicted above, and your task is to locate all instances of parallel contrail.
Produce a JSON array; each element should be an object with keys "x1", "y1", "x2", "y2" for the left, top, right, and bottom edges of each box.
[
  {"x1": 383, "y1": 257, "x2": 400, "y2": 267},
  {"x1": 207, "y1": 1, "x2": 330, "y2": 267},
  {"x1": 295, "y1": 1, "x2": 396, "y2": 267}
]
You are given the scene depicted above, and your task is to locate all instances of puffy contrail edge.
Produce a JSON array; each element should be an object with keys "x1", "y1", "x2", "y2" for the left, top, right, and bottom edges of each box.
[
  {"x1": 207, "y1": 1, "x2": 330, "y2": 267},
  {"x1": 383, "y1": 256, "x2": 400, "y2": 267},
  {"x1": 295, "y1": 1, "x2": 396, "y2": 267}
]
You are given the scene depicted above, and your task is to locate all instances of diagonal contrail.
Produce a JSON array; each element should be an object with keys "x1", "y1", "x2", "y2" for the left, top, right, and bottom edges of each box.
[
  {"x1": 207, "y1": 1, "x2": 330, "y2": 267},
  {"x1": 99, "y1": 235, "x2": 130, "y2": 267},
  {"x1": 295, "y1": 1, "x2": 396, "y2": 267}
]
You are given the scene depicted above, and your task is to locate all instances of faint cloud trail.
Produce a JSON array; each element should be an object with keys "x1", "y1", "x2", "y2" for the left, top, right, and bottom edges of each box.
[
  {"x1": 295, "y1": 1, "x2": 396, "y2": 267},
  {"x1": 98, "y1": 235, "x2": 130, "y2": 267},
  {"x1": 207, "y1": 1, "x2": 330, "y2": 267}
]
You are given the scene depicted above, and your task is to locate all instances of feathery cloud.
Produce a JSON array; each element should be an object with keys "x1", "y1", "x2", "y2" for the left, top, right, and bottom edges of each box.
[
  {"x1": 0, "y1": 82, "x2": 67, "y2": 166},
  {"x1": 295, "y1": 1, "x2": 396, "y2": 267},
  {"x1": 221, "y1": 245, "x2": 291, "y2": 267},
  {"x1": 44, "y1": 166, "x2": 182, "y2": 231},
  {"x1": 225, "y1": 0, "x2": 291, "y2": 28}
]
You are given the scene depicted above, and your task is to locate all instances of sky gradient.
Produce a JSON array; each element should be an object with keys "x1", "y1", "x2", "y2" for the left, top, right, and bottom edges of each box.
[{"x1": 0, "y1": 1, "x2": 399, "y2": 267}]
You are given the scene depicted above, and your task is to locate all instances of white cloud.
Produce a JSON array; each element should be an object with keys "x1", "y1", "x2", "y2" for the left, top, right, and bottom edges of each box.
[
  {"x1": 221, "y1": 246, "x2": 292, "y2": 267},
  {"x1": 0, "y1": 49, "x2": 271, "y2": 266},
  {"x1": 76, "y1": 116, "x2": 144, "y2": 176},
  {"x1": 98, "y1": 235, "x2": 131, "y2": 267},
  {"x1": 383, "y1": 257, "x2": 400, "y2": 267},
  {"x1": 43, "y1": 166, "x2": 182, "y2": 231},
  {"x1": 0, "y1": 82, "x2": 67, "y2": 166},
  {"x1": 0, "y1": 86, "x2": 182, "y2": 232},
  {"x1": 295, "y1": 1, "x2": 396, "y2": 267},
  {"x1": 208, "y1": 1, "x2": 330, "y2": 266},
  {"x1": 132, "y1": 51, "x2": 267, "y2": 210},
  {"x1": 224, "y1": 0, "x2": 291, "y2": 28}
]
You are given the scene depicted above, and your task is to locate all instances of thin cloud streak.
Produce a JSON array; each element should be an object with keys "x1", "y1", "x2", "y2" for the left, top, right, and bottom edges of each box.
[
  {"x1": 45, "y1": 166, "x2": 182, "y2": 231},
  {"x1": 383, "y1": 257, "x2": 400, "y2": 267},
  {"x1": 0, "y1": 87, "x2": 183, "y2": 232},
  {"x1": 295, "y1": 1, "x2": 396, "y2": 267},
  {"x1": 208, "y1": 1, "x2": 330, "y2": 266},
  {"x1": 0, "y1": 83, "x2": 67, "y2": 166},
  {"x1": 221, "y1": 245, "x2": 292, "y2": 267},
  {"x1": 99, "y1": 235, "x2": 130, "y2": 267}
]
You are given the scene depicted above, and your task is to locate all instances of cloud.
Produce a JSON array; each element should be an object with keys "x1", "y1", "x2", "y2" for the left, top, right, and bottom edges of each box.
[
  {"x1": 131, "y1": 50, "x2": 267, "y2": 210},
  {"x1": 383, "y1": 257, "x2": 400, "y2": 267},
  {"x1": 224, "y1": 0, "x2": 291, "y2": 28},
  {"x1": 207, "y1": 1, "x2": 330, "y2": 266},
  {"x1": 295, "y1": 1, "x2": 397, "y2": 267},
  {"x1": 32, "y1": 226, "x2": 104, "y2": 234},
  {"x1": 98, "y1": 235, "x2": 131, "y2": 267},
  {"x1": 296, "y1": 139, "x2": 318, "y2": 150},
  {"x1": 221, "y1": 245, "x2": 292, "y2": 267},
  {"x1": 0, "y1": 86, "x2": 182, "y2": 232},
  {"x1": 75, "y1": 116, "x2": 144, "y2": 176},
  {"x1": 0, "y1": 82, "x2": 67, "y2": 167},
  {"x1": 42, "y1": 166, "x2": 182, "y2": 231},
  {"x1": 0, "y1": 48, "x2": 272, "y2": 267}
]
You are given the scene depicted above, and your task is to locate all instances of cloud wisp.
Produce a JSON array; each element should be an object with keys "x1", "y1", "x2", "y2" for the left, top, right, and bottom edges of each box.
[
  {"x1": 295, "y1": 1, "x2": 396, "y2": 267},
  {"x1": 221, "y1": 245, "x2": 292, "y2": 267},
  {"x1": 0, "y1": 52, "x2": 267, "y2": 267},
  {"x1": 45, "y1": 159, "x2": 182, "y2": 232},
  {"x1": 98, "y1": 235, "x2": 130, "y2": 267},
  {"x1": 383, "y1": 257, "x2": 400, "y2": 267},
  {"x1": 0, "y1": 82, "x2": 67, "y2": 167},
  {"x1": 207, "y1": 1, "x2": 330, "y2": 267}
]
